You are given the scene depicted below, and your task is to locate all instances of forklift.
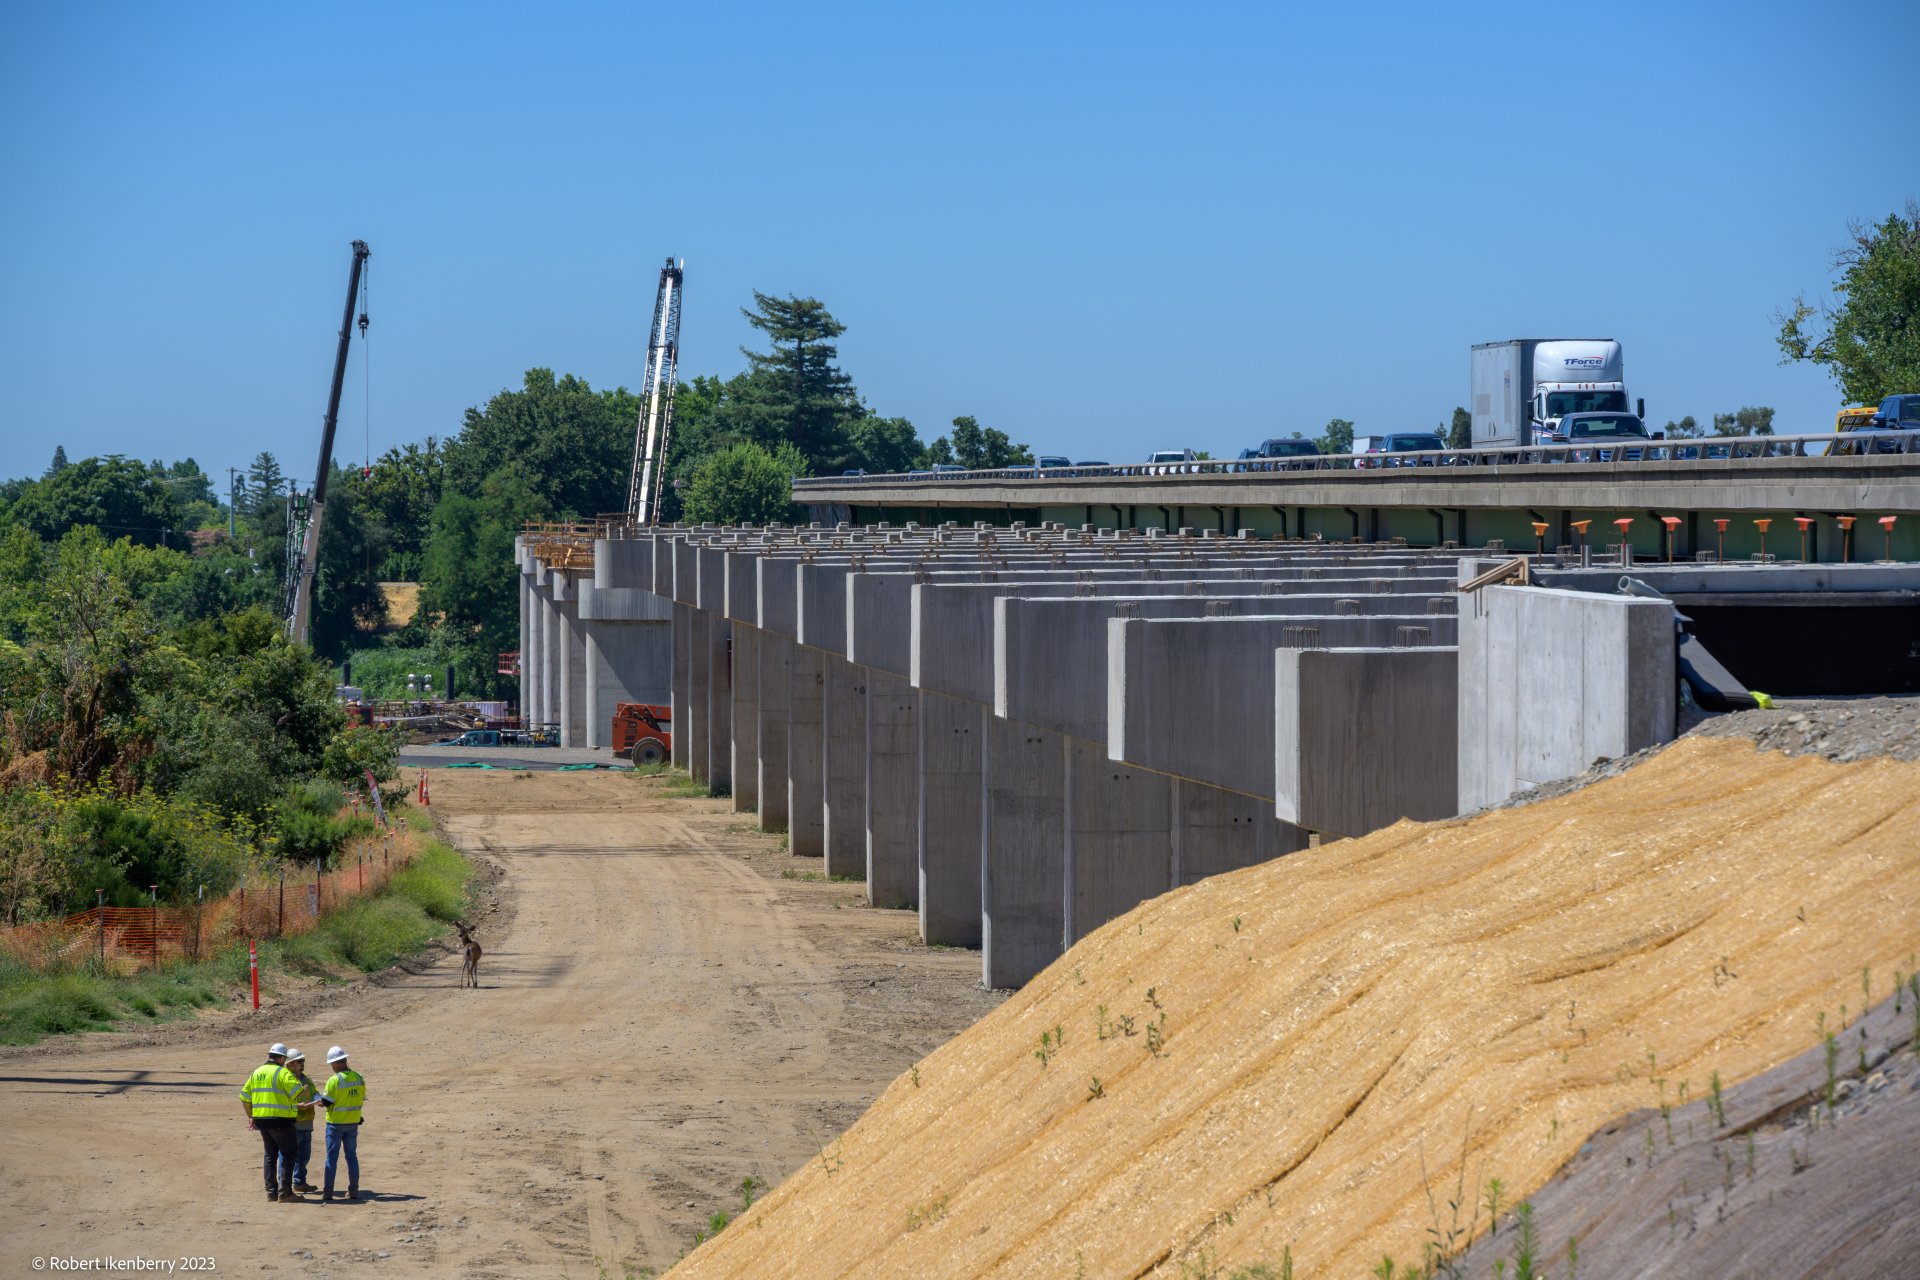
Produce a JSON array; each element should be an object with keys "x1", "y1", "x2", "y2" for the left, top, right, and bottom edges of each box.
[{"x1": 611, "y1": 703, "x2": 672, "y2": 764}]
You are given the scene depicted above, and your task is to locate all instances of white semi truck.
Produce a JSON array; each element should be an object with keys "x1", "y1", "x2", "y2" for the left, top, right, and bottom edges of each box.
[{"x1": 1470, "y1": 339, "x2": 1644, "y2": 448}]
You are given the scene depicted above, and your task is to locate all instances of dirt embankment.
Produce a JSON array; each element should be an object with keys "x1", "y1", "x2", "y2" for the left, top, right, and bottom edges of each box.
[
  {"x1": 668, "y1": 736, "x2": 1920, "y2": 1279},
  {"x1": 0, "y1": 770, "x2": 1003, "y2": 1279}
]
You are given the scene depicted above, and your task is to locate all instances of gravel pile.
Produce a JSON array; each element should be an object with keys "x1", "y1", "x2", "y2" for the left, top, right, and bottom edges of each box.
[
  {"x1": 1689, "y1": 694, "x2": 1920, "y2": 763},
  {"x1": 1491, "y1": 694, "x2": 1920, "y2": 813}
]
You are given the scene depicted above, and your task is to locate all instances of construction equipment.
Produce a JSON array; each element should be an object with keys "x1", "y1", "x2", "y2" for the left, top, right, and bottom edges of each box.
[
  {"x1": 284, "y1": 240, "x2": 371, "y2": 647},
  {"x1": 625, "y1": 258, "x2": 685, "y2": 525},
  {"x1": 610, "y1": 702, "x2": 673, "y2": 764}
]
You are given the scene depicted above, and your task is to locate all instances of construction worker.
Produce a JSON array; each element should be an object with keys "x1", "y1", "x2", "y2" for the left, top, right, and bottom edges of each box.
[
  {"x1": 282, "y1": 1049, "x2": 320, "y2": 1195},
  {"x1": 239, "y1": 1043, "x2": 303, "y2": 1202},
  {"x1": 314, "y1": 1045, "x2": 367, "y2": 1203}
]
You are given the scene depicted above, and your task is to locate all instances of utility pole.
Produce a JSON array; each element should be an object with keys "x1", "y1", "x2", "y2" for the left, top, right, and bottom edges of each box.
[{"x1": 228, "y1": 466, "x2": 241, "y2": 539}]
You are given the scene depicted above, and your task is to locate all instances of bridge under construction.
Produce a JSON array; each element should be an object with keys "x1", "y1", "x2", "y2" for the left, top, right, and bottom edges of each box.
[{"x1": 516, "y1": 516, "x2": 1920, "y2": 988}]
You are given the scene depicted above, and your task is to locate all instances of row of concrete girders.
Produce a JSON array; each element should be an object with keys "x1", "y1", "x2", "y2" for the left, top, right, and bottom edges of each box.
[{"x1": 522, "y1": 521, "x2": 1484, "y2": 987}]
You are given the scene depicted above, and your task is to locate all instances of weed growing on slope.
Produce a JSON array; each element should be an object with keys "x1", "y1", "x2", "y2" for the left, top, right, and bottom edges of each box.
[
  {"x1": 1087, "y1": 1076, "x2": 1105, "y2": 1100},
  {"x1": 1145, "y1": 985, "x2": 1163, "y2": 1010},
  {"x1": 1510, "y1": 1202, "x2": 1540, "y2": 1280},
  {"x1": 1708, "y1": 1071, "x2": 1726, "y2": 1128},
  {"x1": 1035, "y1": 1027, "x2": 1059, "y2": 1067},
  {"x1": 904, "y1": 1195, "x2": 950, "y2": 1231},
  {"x1": 1823, "y1": 1032, "x2": 1840, "y2": 1113},
  {"x1": 1146, "y1": 1012, "x2": 1168, "y2": 1057},
  {"x1": 909, "y1": 1066, "x2": 920, "y2": 1088}
]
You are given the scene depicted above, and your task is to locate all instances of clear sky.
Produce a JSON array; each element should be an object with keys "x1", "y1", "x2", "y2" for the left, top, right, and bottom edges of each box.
[{"x1": 2, "y1": 0, "x2": 1915, "y2": 484}]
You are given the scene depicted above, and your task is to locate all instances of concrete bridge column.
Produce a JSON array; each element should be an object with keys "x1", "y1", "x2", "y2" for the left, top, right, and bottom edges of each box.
[
  {"x1": 757, "y1": 633, "x2": 792, "y2": 833},
  {"x1": 822, "y1": 656, "x2": 867, "y2": 879},
  {"x1": 686, "y1": 608, "x2": 711, "y2": 782},
  {"x1": 787, "y1": 645, "x2": 825, "y2": 857},
  {"x1": 518, "y1": 560, "x2": 535, "y2": 723},
  {"x1": 1064, "y1": 737, "x2": 1173, "y2": 945},
  {"x1": 705, "y1": 613, "x2": 732, "y2": 793},
  {"x1": 522, "y1": 568, "x2": 547, "y2": 727},
  {"x1": 919, "y1": 690, "x2": 982, "y2": 947},
  {"x1": 731, "y1": 626, "x2": 760, "y2": 812},
  {"x1": 582, "y1": 618, "x2": 670, "y2": 749},
  {"x1": 541, "y1": 579, "x2": 564, "y2": 733},
  {"x1": 865, "y1": 670, "x2": 918, "y2": 910},
  {"x1": 670, "y1": 603, "x2": 692, "y2": 769},
  {"x1": 1174, "y1": 781, "x2": 1310, "y2": 884},
  {"x1": 556, "y1": 591, "x2": 583, "y2": 752},
  {"x1": 982, "y1": 715, "x2": 1067, "y2": 989}
]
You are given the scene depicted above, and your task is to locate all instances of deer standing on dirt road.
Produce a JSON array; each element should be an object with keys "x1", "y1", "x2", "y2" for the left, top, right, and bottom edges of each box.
[{"x1": 455, "y1": 921, "x2": 481, "y2": 989}]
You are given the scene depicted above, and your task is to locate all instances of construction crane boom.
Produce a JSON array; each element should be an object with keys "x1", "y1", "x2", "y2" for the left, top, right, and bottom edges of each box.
[
  {"x1": 285, "y1": 239, "x2": 370, "y2": 647},
  {"x1": 627, "y1": 258, "x2": 684, "y2": 524}
]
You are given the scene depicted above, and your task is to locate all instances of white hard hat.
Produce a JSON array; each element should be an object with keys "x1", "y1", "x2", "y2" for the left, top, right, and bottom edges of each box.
[
  {"x1": 326, "y1": 1046, "x2": 349, "y2": 1063},
  {"x1": 269, "y1": 1043, "x2": 290, "y2": 1058},
  {"x1": 285, "y1": 1048, "x2": 305, "y2": 1062}
]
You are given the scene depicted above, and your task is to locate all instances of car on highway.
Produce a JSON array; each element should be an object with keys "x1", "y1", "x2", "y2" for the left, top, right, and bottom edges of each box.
[
  {"x1": 1147, "y1": 449, "x2": 1199, "y2": 474},
  {"x1": 1035, "y1": 454, "x2": 1072, "y2": 469},
  {"x1": 1074, "y1": 459, "x2": 1110, "y2": 467},
  {"x1": 1557, "y1": 412, "x2": 1656, "y2": 462},
  {"x1": 1843, "y1": 393, "x2": 1920, "y2": 455},
  {"x1": 931, "y1": 463, "x2": 966, "y2": 473},
  {"x1": 1357, "y1": 432, "x2": 1446, "y2": 467},
  {"x1": 842, "y1": 468, "x2": 867, "y2": 477}
]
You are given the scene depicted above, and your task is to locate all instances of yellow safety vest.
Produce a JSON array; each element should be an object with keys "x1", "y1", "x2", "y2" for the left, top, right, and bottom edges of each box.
[
  {"x1": 290, "y1": 1075, "x2": 317, "y2": 1128},
  {"x1": 321, "y1": 1069, "x2": 367, "y2": 1124},
  {"x1": 240, "y1": 1062, "x2": 299, "y2": 1119}
]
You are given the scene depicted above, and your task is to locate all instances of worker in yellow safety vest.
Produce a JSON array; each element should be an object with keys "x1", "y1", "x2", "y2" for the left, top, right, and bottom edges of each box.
[
  {"x1": 314, "y1": 1045, "x2": 368, "y2": 1203},
  {"x1": 239, "y1": 1043, "x2": 304, "y2": 1202}
]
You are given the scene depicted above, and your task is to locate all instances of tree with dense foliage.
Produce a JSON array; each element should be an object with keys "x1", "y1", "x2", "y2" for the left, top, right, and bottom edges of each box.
[
  {"x1": 6, "y1": 455, "x2": 183, "y2": 548},
  {"x1": 925, "y1": 416, "x2": 1031, "y2": 470},
  {"x1": 1663, "y1": 415, "x2": 1703, "y2": 439},
  {"x1": 0, "y1": 525, "x2": 377, "y2": 916},
  {"x1": 246, "y1": 452, "x2": 287, "y2": 520},
  {"x1": 682, "y1": 442, "x2": 808, "y2": 525},
  {"x1": 1776, "y1": 202, "x2": 1920, "y2": 404},
  {"x1": 709, "y1": 294, "x2": 868, "y2": 474},
  {"x1": 845, "y1": 415, "x2": 924, "y2": 475},
  {"x1": 47, "y1": 446, "x2": 69, "y2": 475},
  {"x1": 1712, "y1": 406, "x2": 1775, "y2": 436},
  {"x1": 440, "y1": 368, "x2": 636, "y2": 519},
  {"x1": 1316, "y1": 418, "x2": 1356, "y2": 454},
  {"x1": 1445, "y1": 406, "x2": 1472, "y2": 448},
  {"x1": 418, "y1": 463, "x2": 543, "y2": 689}
]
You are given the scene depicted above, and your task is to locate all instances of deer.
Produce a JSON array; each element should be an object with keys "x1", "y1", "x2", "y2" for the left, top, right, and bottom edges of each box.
[{"x1": 454, "y1": 921, "x2": 482, "y2": 989}]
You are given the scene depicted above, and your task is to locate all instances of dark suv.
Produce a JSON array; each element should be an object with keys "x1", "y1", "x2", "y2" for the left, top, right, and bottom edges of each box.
[{"x1": 1236, "y1": 437, "x2": 1320, "y2": 471}]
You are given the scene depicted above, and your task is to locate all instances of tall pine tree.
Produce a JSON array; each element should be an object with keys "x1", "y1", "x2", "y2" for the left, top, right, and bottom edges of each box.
[{"x1": 714, "y1": 293, "x2": 864, "y2": 473}]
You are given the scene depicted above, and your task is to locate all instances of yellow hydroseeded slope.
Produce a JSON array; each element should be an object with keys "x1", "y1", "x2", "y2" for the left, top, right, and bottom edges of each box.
[{"x1": 671, "y1": 737, "x2": 1920, "y2": 1279}]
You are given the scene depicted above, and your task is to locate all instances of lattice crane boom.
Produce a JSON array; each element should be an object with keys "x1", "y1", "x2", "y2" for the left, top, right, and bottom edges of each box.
[{"x1": 627, "y1": 258, "x2": 684, "y2": 524}]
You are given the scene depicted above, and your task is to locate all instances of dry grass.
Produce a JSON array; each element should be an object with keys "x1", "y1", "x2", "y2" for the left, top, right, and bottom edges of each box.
[{"x1": 668, "y1": 736, "x2": 1920, "y2": 1279}]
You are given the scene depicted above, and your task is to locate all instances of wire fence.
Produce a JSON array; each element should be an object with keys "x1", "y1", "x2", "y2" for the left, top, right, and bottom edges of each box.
[{"x1": 0, "y1": 827, "x2": 424, "y2": 974}]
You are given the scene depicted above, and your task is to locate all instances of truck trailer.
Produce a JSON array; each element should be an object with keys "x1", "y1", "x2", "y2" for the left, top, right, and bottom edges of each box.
[{"x1": 1470, "y1": 339, "x2": 1644, "y2": 448}]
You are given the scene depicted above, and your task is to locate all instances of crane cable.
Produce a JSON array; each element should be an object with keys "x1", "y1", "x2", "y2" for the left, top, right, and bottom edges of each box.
[{"x1": 359, "y1": 258, "x2": 372, "y2": 477}]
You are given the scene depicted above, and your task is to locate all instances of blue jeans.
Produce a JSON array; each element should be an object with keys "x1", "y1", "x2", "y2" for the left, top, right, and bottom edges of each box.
[
  {"x1": 324, "y1": 1122, "x2": 360, "y2": 1195},
  {"x1": 279, "y1": 1127, "x2": 313, "y2": 1187}
]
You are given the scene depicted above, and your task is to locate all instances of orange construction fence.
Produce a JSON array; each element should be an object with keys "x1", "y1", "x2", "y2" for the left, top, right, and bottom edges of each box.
[{"x1": 0, "y1": 826, "x2": 423, "y2": 974}]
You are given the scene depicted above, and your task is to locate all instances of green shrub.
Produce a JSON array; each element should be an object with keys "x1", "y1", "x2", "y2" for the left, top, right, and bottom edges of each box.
[{"x1": 390, "y1": 840, "x2": 471, "y2": 922}]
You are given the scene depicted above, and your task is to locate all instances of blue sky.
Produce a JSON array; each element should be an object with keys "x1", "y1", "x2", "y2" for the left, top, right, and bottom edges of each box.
[{"x1": 2, "y1": 0, "x2": 1915, "y2": 483}]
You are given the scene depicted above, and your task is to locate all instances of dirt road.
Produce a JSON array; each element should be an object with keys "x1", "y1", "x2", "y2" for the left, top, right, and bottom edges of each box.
[{"x1": 0, "y1": 771, "x2": 1002, "y2": 1278}]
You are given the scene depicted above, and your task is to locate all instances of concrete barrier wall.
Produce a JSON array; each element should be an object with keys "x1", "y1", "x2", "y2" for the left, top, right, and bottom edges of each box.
[
  {"x1": 1273, "y1": 647, "x2": 1458, "y2": 837},
  {"x1": 1457, "y1": 585, "x2": 1676, "y2": 811}
]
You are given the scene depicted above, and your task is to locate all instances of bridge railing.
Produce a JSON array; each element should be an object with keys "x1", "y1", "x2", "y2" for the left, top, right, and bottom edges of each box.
[{"x1": 793, "y1": 430, "x2": 1920, "y2": 488}]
